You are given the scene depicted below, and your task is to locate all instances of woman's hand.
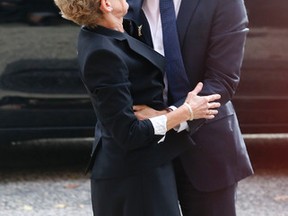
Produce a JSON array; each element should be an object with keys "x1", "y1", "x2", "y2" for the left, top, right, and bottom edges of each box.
[
  {"x1": 133, "y1": 105, "x2": 167, "y2": 120},
  {"x1": 184, "y1": 82, "x2": 221, "y2": 120},
  {"x1": 133, "y1": 82, "x2": 221, "y2": 121}
]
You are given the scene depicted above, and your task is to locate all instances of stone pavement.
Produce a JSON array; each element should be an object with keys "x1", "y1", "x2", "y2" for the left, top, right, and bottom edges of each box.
[
  {"x1": 0, "y1": 168, "x2": 288, "y2": 216},
  {"x1": 237, "y1": 169, "x2": 288, "y2": 216},
  {"x1": 1, "y1": 136, "x2": 288, "y2": 216}
]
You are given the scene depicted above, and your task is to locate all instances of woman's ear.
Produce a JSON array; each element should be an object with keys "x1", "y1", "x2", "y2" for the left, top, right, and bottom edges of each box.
[{"x1": 99, "y1": 0, "x2": 113, "y2": 13}]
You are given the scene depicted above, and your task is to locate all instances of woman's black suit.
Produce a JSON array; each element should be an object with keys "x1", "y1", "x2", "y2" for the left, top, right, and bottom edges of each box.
[{"x1": 77, "y1": 26, "x2": 193, "y2": 216}]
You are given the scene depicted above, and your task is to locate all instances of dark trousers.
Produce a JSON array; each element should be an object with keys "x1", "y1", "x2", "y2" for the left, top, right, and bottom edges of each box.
[
  {"x1": 174, "y1": 159, "x2": 237, "y2": 216},
  {"x1": 91, "y1": 162, "x2": 181, "y2": 216}
]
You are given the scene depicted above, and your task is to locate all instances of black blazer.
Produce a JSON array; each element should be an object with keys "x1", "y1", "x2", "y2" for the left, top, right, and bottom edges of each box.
[
  {"x1": 126, "y1": 0, "x2": 253, "y2": 191},
  {"x1": 77, "y1": 26, "x2": 193, "y2": 179}
]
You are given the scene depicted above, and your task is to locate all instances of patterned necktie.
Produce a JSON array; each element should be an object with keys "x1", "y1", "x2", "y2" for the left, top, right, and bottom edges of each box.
[{"x1": 159, "y1": 0, "x2": 191, "y2": 104}]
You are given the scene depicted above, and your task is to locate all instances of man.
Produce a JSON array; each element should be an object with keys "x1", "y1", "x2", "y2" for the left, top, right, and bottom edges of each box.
[{"x1": 126, "y1": 0, "x2": 253, "y2": 215}]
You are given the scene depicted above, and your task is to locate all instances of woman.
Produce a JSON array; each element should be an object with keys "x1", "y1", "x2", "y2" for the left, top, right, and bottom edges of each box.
[{"x1": 53, "y1": 0, "x2": 221, "y2": 215}]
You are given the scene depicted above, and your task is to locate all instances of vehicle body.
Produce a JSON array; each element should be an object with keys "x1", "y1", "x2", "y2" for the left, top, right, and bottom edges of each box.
[
  {"x1": 0, "y1": 0, "x2": 96, "y2": 143},
  {"x1": 0, "y1": 0, "x2": 287, "y2": 144}
]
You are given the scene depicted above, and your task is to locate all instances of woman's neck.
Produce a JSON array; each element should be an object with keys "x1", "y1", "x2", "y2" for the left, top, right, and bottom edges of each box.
[{"x1": 97, "y1": 15, "x2": 124, "y2": 32}]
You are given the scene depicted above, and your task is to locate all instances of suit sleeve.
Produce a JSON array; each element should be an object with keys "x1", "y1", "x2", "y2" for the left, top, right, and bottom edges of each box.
[
  {"x1": 185, "y1": 0, "x2": 248, "y2": 133},
  {"x1": 201, "y1": 0, "x2": 248, "y2": 103},
  {"x1": 82, "y1": 49, "x2": 163, "y2": 151}
]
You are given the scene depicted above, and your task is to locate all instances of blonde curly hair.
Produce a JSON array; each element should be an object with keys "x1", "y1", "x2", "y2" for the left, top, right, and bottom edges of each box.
[{"x1": 54, "y1": 0, "x2": 101, "y2": 27}]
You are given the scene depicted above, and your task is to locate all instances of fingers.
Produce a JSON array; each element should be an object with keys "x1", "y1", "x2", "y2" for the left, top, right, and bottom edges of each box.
[
  {"x1": 206, "y1": 93, "x2": 221, "y2": 102},
  {"x1": 204, "y1": 101, "x2": 220, "y2": 119},
  {"x1": 205, "y1": 109, "x2": 218, "y2": 119},
  {"x1": 190, "y1": 82, "x2": 203, "y2": 95},
  {"x1": 206, "y1": 109, "x2": 218, "y2": 115},
  {"x1": 208, "y1": 102, "x2": 221, "y2": 109},
  {"x1": 185, "y1": 84, "x2": 222, "y2": 120},
  {"x1": 133, "y1": 105, "x2": 146, "y2": 111}
]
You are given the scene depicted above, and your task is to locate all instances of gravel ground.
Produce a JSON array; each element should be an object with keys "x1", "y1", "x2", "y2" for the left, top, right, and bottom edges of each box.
[
  {"x1": 237, "y1": 169, "x2": 288, "y2": 216},
  {"x1": 0, "y1": 135, "x2": 288, "y2": 216},
  {"x1": 0, "y1": 170, "x2": 92, "y2": 216},
  {"x1": 1, "y1": 169, "x2": 288, "y2": 216}
]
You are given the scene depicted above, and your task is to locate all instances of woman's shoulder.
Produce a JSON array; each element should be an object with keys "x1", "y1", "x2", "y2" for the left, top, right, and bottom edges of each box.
[
  {"x1": 78, "y1": 26, "x2": 127, "y2": 54},
  {"x1": 79, "y1": 26, "x2": 126, "y2": 42},
  {"x1": 79, "y1": 26, "x2": 110, "y2": 45}
]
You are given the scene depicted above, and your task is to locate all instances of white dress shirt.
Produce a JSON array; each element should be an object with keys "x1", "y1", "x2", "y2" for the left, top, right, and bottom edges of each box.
[
  {"x1": 145, "y1": 0, "x2": 189, "y2": 137},
  {"x1": 142, "y1": 0, "x2": 181, "y2": 56}
]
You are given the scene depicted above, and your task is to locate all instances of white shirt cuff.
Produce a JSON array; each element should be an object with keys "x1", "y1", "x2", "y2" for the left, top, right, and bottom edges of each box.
[
  {"x1": 149, "y1": 115, "x2": 167, "y2": 135},
  {"x1": 149, "y1": 115, "x2": 167, "y2": 143}
]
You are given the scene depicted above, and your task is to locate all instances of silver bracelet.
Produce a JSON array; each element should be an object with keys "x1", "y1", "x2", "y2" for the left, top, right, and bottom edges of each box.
[{"x1": 184, "y1": 102, "x2": 194, "y2": 121}]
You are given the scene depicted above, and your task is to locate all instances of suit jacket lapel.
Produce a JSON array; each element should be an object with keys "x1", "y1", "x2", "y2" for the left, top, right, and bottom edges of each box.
[
  {"x1": 82, "y1": 26, "x2": 163, "y2": 71},
  {"x1": 124, "y1": 33, "x2": 165, "y2": 72},
  {"x1": 177, "y1": 0, "x2": 200, "y2": 46},
  {"x1": 126, "y1": 0, "x2": 153, "y2": 47}
]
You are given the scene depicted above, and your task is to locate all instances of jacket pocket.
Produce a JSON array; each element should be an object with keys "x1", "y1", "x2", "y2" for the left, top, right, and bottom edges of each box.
[{"x1": 205, "y1": 101, "x2": 235, "y2": 124}]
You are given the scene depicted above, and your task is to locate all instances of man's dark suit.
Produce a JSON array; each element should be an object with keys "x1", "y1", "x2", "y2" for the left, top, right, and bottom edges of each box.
[
  {"x1": 77, "y1": 26, "x2": 194, "y2": 215},
  {"x1": 126, "y1": 0, "x2": 254, "y2": 215}
]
